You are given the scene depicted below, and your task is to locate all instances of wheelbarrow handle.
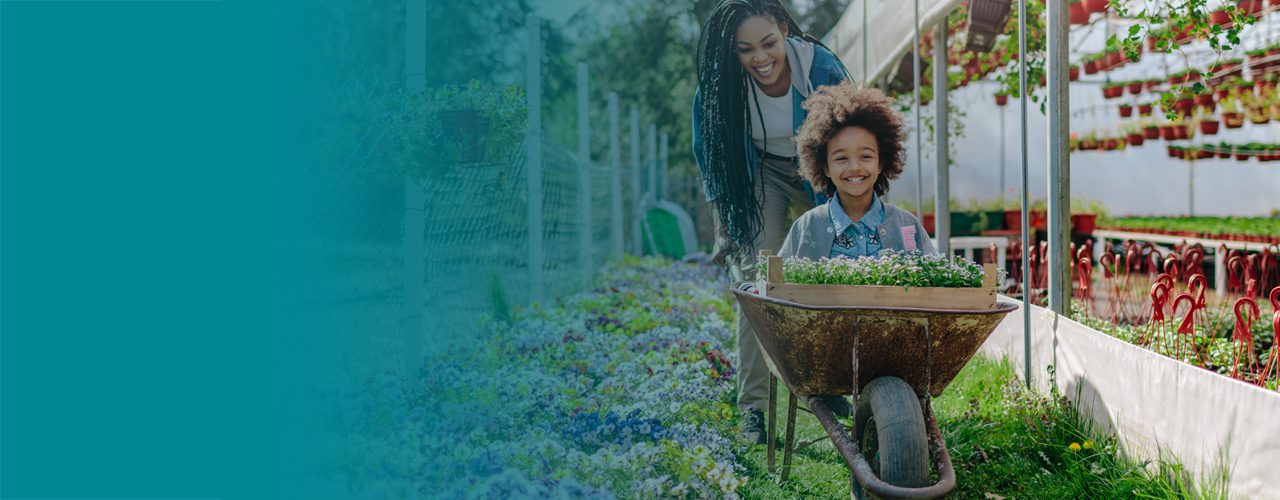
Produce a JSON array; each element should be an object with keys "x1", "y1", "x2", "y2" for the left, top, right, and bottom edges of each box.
[{"x1": 808, "y1": 396, "x2": 956, "y2": 499}]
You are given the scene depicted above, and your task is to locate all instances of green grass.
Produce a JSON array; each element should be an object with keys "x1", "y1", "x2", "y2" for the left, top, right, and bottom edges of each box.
[{"x1": 732, "y1": 356, "x2": 1228, "y2": 499}]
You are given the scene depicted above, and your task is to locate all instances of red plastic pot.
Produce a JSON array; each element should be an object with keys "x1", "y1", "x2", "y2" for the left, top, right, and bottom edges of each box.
[
  {"x1": 1138, "y1": 104, "x2": 1153, "y2": 115},
  {"x1": 1127, "y1": 82, "x2": 1143, "y2": 94},
  {"x1": 1084, "y1": 0, "x2": 1108, "y2": 13},
  {"x1": 1119, "y1": 105, "x2": 1133, "y2": 117},
  {"x1": 1084, "y1": 60, "x2": 1099, "y2": 75},
  {"x1": 1069, "y1": 66, "x2": 1080, "y2": 81},
  {"x1": 1239, "y1": 0, "x2": 1264, "y2": 14},
  {"x1": 1069, "y1": 2, "x2": 1090, "y2": 24},
  {"x1": 1160, "y1": 126, "x2": 1178, "y2": 140},
  {"x1": 1235, "y1": 150, "x2": 1250, "y2": 160},
  {"x1": 1127, "y1": 133, "x2": 1145, "y2": 146},
  {"x1": 1194, "y1": 94, "x2": 1215, "y2": 107},
  {"x1": 1103, "y1": 86, "x2": 1123, "y2": 99},
  {"x1": 1216, "y1": 88, "x2": 1231, "y2": 99},
  {"x1": 1197, "y1": 149, "x2": 1214, "y2": 159},
  {"x1": 1223, "y1": 112, "x2": 1244, "y2": 128},
  {"x1": 1174, "y1": 124, "x2": 1190, "y2": 140},
  {"x1": 1144, "y1": 80, "x2": 1160, "y2": 90},
  {"x1": 1071, "y1": 214, "x2": 1098, "y2": 235},
  {"x1": 1167, "y1": 145, "x2": 1181, "y2": 158},
  {"x1": 1210, "y1": 9, "x2": 1232, "y2": 26},
  {"x1": 1143, "y1": 126, "x2": 1160, "y2": 139},
  {"x1": 1200, "y1": 120, "x2": 1220, "y2": 135},
  {"x1": 922, "y1": 213, "x2": 935, "y2": 234},
  {"x1": 1216, "y1": 149, "x2": 1231, "y2": 159},
  {"x1": 996, "y1": 94, "x2": 1008, "y2": 106}
]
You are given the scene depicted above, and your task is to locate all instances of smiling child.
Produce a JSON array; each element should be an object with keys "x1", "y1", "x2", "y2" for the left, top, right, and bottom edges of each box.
[{"x1": 778, "y1": 81, "x2": 936, "y2": 259}]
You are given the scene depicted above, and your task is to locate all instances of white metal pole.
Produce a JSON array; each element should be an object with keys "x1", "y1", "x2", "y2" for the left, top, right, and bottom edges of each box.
[
  {"x1": 1018, "y1": 0, "x2": 1032, "y2": 387},
  {"x1": 863, "y1": 0, "x2": 869, "y2": 82},
  {"x1": 577, "y1": 63, "x2": 592, "y2": 288},
  {"x1": 659, "y1": 133, "x2": 669, "y2": 201},
  {"x1": 647, "y1": 124, "x2": 657, "y2": 202},
  {"x1": 933, "y1": 21, "x2": 950, "y2": 256},
  {"x1": 609, "y1": 93, "x2": 623, "y2": 260},
  {"x1": 630, "y1": 108, "x2": 642, "y2": 255},
  {"x1": 913, "y1": 0, "x2": 924, "y2": 222},
  {"x1": 526, "y1": 14, "x2": 545, "y2": 304},
  {"x1": 402, "y1": 0, "x2": 427, "y2": 375},
  {"x1": 1047, "y1": 0, "x2": 1071, "y2": 315}
]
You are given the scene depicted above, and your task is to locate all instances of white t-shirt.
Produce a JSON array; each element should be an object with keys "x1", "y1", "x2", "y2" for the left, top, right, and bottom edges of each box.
[{"x1": 747, "y1": 82, "x2": 795, "y2": 157}]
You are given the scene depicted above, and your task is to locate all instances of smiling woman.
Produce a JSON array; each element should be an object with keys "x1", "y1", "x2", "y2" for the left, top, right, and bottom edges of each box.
[{"x1": 692, "y1": 0, "x2": 851, "y2": 445}]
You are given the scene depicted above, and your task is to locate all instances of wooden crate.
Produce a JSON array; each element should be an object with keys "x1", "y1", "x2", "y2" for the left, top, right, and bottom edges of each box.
[{"x1": 759, "y1": 251, "x2": 999, "y2": 310}]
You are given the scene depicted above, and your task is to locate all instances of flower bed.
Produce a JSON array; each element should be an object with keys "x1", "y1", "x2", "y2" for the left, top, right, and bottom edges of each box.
[
  {"x1": 1100, "y1": 216, "x2": 1280, "y2": 244},
  {"x1": 320, "y1": 257, "x2": 748, "y2": 498}
]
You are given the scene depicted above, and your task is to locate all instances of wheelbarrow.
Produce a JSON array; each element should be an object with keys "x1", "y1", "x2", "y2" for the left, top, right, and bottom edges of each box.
[{"x1": 734, "y1": 280, "x2": 1018, "y2": 498}]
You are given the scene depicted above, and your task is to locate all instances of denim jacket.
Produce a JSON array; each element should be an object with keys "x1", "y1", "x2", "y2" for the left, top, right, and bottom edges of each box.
[
  {"x1": 691, "y1": 38, "x2": 850, "y2": 204},
  {"x1": 779, "y1": 201, "x2": 938, "y2": 260}
]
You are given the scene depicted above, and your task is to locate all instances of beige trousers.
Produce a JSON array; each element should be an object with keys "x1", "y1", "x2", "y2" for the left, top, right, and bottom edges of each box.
[{"x1": 731, "y1": 154, "x2": 813, "y2": 412}]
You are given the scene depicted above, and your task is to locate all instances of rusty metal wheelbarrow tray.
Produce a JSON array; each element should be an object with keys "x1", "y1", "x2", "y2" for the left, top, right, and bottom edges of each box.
[{"x1": 735, "y1": 289, "x2": 1018, "y2": 398}]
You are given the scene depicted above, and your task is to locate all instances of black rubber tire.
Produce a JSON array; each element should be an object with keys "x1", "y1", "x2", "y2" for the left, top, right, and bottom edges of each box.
[{"x1": 854, "y1": 376, "x2": 930, "y2": 489}]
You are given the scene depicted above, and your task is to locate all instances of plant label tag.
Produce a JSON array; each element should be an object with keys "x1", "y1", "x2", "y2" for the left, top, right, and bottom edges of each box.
[{"x1": 900, "y1": 226, "x2": 917, "y2": 251}]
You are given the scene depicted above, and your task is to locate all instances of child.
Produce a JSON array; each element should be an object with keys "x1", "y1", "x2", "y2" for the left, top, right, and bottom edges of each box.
[{"x1": 779, "y1": 81, "x2": 936, "y2": 260}]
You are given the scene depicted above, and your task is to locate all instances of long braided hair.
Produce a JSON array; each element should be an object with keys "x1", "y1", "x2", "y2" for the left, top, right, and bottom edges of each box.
[{"x1": 695, "y1": 0, "x2": 827, "y2": 260}]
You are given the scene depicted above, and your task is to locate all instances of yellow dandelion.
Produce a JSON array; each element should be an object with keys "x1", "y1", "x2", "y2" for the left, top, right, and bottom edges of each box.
[
  {"x1": 1068, "y1": 442, "x2": 1082, "y2": 452},
  {"x1": 1083, "y1": 440, "x2": 1094, "y2": 450}
]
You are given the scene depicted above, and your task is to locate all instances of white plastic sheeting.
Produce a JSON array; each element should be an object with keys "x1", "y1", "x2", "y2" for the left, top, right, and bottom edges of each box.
[
  {"x1": 823, "y1": 0, "x2": 964, "y2": 85},
  {"x1": 982, "y1": 297, "x2": 1280, "y2": 499}
]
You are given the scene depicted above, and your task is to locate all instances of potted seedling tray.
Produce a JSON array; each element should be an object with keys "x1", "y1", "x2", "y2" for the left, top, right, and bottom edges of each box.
[{"x1": 757, "y1": 251, "x2": 999, "y2": 310}]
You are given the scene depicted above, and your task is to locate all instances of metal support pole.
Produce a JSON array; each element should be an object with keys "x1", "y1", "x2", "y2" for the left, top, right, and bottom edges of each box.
[
  {"x1": 913, "y1": 0, "x2": 924, "y2": 221},
  {"x1": 526, "y1": 14, "x2": 545, "y2": 304},
  {"x1": 1047, "y1": 0, "x2": 1071, "y2": 315},
  {"x1": 933, "y1": 21, "x2": 950, "y2": 256},
  {"x1": 659, "y1": 133, "x2": 669, "y2": 202},
  {"x1": 630, "y1": 108, "x2": 642, "y2": 255},
  {"x1": 609, "y1": 93, "x2": 623, "y2": 260},
  {"x1": 862, "y1": 0, "x2": 869, "y2": 82},
  {"x1": 1018, "y1": 0, "x2": 1032, "y2": 388},
  {"x1": 1188, "y1": 162, "x2": 1195, "y2": 217},
  {"x1": 401, "y1": 0, "x2": 427, "y2": 375},
  {"x1": 647, "y1": 124, "x2": 657, "y2": 202},
  {"x1": 577, "y1": 63, "x2": 592, "y2": 288},
  {"x1": 999, "y1": 103, "x2": 1006, "y2": 199}
]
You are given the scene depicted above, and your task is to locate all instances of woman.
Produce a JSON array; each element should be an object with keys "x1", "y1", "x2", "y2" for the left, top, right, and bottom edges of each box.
[{"x1": 692, "y1": 0, "x2": 850, "y2": 444}]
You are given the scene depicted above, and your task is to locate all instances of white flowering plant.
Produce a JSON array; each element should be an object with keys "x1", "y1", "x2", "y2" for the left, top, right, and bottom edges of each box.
[{"x1": 759, "y1": 250, "x2": 990, "y2": 288}]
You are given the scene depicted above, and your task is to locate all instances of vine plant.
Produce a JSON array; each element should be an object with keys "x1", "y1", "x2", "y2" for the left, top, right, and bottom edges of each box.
[{"x1": 1108, "y1": 0, "x2": 1258, "y2": 119}]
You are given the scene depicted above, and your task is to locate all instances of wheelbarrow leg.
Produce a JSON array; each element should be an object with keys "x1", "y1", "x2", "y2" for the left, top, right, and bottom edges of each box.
[
  {"x1": 767, "y1": 375, "x2": 777, "y2": 474},
  {"x1": 782, "y1": 392, "x2": 797, "y2": 482}
]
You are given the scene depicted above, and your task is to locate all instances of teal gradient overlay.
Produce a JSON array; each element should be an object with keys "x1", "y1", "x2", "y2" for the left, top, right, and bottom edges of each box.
[
  {"x1": 2, "y1": 1, "x2": 314, "y2": 498},
  {"x1": 3, "y1": 0, "x2": 622, "y2": 497}
]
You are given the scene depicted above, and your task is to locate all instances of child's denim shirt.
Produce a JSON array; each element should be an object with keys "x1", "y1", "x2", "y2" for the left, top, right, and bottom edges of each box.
[{"x1": 828, "y1": 194, "x2": 884, "y2": 259}]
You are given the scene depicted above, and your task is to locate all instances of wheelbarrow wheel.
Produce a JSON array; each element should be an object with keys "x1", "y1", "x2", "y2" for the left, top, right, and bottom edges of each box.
[{"x1": 854, "y1": 376, "x2": 930, "y2": 489}]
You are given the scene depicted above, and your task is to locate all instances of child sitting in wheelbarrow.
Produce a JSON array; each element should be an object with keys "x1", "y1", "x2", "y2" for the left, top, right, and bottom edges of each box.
[
  {"x1": 779, "y1": 81, "x2": 936, "y2": 261},
  {"x1": 757, "y1": 82, "x2": 936, "y2": 433}
]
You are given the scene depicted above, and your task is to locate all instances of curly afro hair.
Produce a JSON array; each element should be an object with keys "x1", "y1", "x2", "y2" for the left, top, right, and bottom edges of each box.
[{"x1": 795, "y1": 82, "x2": 906, "y2": 198}]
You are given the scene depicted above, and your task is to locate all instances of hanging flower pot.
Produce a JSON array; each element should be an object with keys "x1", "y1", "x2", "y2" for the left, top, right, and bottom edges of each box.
[
  {"x1": 1161, "y1": 125, "x2": 1178, "y2": 140},
  {"x1": 1083, "y1": 0, "x2": 1108, "y2": 13},
  {"x1": 1238, "y1": 0, "x2": 1264, "y2": 14},
  {"x1": 1144, "y1": 79, "x2": 1161, "y2": 90},
  {"x1": 1174, "y1": 123, "x2": 1190, "y2": 140},
  {"x1": 995, "y1": 93, "x2": 1009, "y2": 106},
  {"x1": 1216, "y1": 146, "x2": 1231, "y2": 159},
  {"x1": 1210, "y1": 9, "x2": 1232, "y2": 26},
  {"x1": 1118, "y1": 104, "x2": 1134, "y2": 117},
  {"x1": 1194, "y1": 94, "x2": 1215, "y2": 107},
  {"x1": 1197, "y1": 149, "x2": 1214, "y2": 160},
  {"x1": 1127, "y1": 133, "x2": 1145, "y2": 146},
  {"x1": 1138, "y1": 103, "x2": 1154, "y2": 115},
  {"x1": 1215, "y1": 88, "x2": 1231, "y2": 100},
  {"x1": 1223, "y1": 112, "x2": 1245, "y2": 128},
  {"x1": 1200, "y1": 119, "x2": 1220, "y2": 135},
  {"x1": 1235, "y1": 148, "x2": 1250, "y2": 161},
  {"x1": 1084, "y1": 60, "x2": 1099, "y2": 74},
  {"x1": 1103, "y1": 84, "x2": 1124, "y2": 99},
  {"x1": 1143, "y1": 125, "x2": 1160, "y2": 139},
  {"x1": 1069, "y1": 65, "x2": 1080, "y2": 81},
  {"x1": 1069, "y1": 1, "x2": 1090, "y2": 24},
  {"x1": 1167, "y1": 145, "x2": 1181, "y2": 158},
  {"x1": 1127, "y1": 81, "x2": 1143, "y2": 94}
]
